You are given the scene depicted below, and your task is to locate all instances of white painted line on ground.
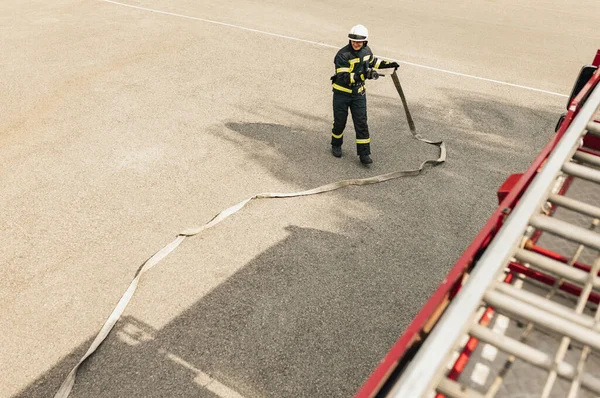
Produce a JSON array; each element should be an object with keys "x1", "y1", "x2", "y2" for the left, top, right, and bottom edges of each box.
[
  {"x1": 514, "y1": 278, "x2": 524, "y2": 289},
  {"x1": 481, "y1": 343, "x2": 498, "y2": 361},
  {"x1": 164, "y1": 351, "x2": 245, "y2": 398},
  {"x1": 101, "y1": 0, "x2": 340, "y2": 48},
  {"x1": 471, "y1": 362, "x2": 490, "y2": 386},
  {"x1": 101, "y1": 0, "x2": 568, "y2": 98},
  {"x1": 492, "y1": 314, "x2": 510, "y2": 334}
]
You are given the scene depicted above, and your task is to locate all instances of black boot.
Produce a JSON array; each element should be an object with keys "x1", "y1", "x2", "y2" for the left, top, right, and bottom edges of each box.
[
  {"x1": 359, "y1": 154, "x2": 373, "y2": 164},
  {"x1": 332, "y1": 145, "x2": 342, "y2": 158}
]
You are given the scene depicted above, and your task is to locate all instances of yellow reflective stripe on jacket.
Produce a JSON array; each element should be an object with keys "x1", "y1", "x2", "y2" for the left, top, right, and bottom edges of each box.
[
  {"x1": 348, "y1": 58, "x2": 360, "y2": 71},
  {"x1": 375, "y1": 59, "x2": 382, "y2": 68},
  {"x1": 358, "y1": 85, "x2": 365, "y2": 93},
  {"x1": 363, "y1": 55, "x2": 370, "y2": 61},
  {"x1": 332, "y1": 132, "x2": 343, "y2": 139},
  {"x1": 356, "y1": 138, "x2": 371, "y2": 144},
  {"x1": 332, "y1": 83, "x2": 352, "y2": 93},
  {"x1": 349, "y1": 73, "x2": 355, "y2": 84},
  {"x1": 336, "y1": 67, "x2": 350, "y2": 73}
]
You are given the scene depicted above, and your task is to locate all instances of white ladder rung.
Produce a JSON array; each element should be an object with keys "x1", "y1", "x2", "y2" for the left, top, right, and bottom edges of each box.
[
  {"x1": 529, "y1": 215, "x2": 600, "y2": 251},
  {"x1": 562, "y1": 161, "x2": 600, "y2": 184},
  {"x1": 587, "y1": 121, "x2": 600, "y2": 136},
  {"x1": 483, "y1": 289, "x2": 600, "y2": 350},
  {"x1": 548, "y1": 193, "x2": 600, "y2": 219},
  {"x1": 573, "y1": 150, "x2": 600, "y2": 167},
  {"x1": 436, "y1": 378, "x2": 485, "y2": 398},
  {"x1": 514, "y1": 248, "x2": 600, "y2": 288},
  {"x1": 470, "y1": 324, "x2": 600, "y2": 394},
  {"x1": 493, "y1": 282, "x2": 600, "y2": 331}
]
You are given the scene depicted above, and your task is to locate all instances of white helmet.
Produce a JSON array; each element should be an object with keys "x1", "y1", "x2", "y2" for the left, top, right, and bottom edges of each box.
[{"x1": 348, "y1": 24, "x2": 368, "y2": 42}]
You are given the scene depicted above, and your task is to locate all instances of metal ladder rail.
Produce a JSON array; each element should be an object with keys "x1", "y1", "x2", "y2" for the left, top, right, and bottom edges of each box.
[{"x1": 385, "y1": 82, "x2": 600, "y2": 398}]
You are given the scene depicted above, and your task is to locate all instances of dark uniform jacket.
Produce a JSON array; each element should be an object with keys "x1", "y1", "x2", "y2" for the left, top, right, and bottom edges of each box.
[{"x1": 331, "y1": 43, "x2": 395, "y2": 95}]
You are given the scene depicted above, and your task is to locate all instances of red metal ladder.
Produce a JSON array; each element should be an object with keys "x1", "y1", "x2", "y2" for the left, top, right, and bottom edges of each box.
[{"x1": 385, "y1": 77, "x2": 600, "y2": 398}]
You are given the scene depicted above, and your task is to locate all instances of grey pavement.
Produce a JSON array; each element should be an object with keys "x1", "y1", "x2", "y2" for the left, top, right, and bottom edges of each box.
[{"x1": 1, "y1": 1, "x2": 599, "y2": 397}]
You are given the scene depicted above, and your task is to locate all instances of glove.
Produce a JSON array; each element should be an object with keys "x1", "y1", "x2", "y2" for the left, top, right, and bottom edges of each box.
[
  {"x1": 389, "y1": 61, "x2": 400, "y2": 69},
  {"x1": 365, "y1": 68, "x2": 379, "y2": 80},
  {"x1": 349, "y1": 74, "x2": 361, "y2": 86}
]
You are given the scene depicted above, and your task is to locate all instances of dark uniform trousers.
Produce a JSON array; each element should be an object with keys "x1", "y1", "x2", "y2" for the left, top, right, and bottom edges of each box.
[{"x1": 331, "y1": 91, "x2": 370, "y2": 156}]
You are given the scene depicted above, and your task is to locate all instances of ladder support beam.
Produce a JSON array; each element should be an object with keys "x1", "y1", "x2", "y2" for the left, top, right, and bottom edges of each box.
[
  {"x1": 548, "y1": 193, "x2": 600, "y2": 220},
  {"x1": 514, "y1": 248, "x2": 600, "y2": 288},
  {"x1": 530, "y1": 214, "x2": 600, "y2": 252},
  {"x1": 494, "y1": 282, "x2": 599, "y2": 331},
  {"x1": 484, "y1": 289, "x2": 600, "y2": 351},
  {"x1": 436, "y1": 378, "x2": 485, "y2": 398},
  {"x1": 563, "y1": 162, "x2": 600, "y2": 184},
  {"x1": 587, "y1": 121, "x2": 600, "y2": 136},
  {"x1": 573, "y1": 150, "x2": 600, "y2": 167}
]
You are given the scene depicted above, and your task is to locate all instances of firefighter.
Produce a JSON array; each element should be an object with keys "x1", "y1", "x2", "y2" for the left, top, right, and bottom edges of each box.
[{"x1": 330, "y1": 24, "x2": 399, "y2": 164}]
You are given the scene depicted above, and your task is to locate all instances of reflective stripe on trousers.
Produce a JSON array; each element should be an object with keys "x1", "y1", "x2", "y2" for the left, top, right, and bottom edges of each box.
[{"x1": 331, "y1": 91, "x2": 370, "y2": 155}]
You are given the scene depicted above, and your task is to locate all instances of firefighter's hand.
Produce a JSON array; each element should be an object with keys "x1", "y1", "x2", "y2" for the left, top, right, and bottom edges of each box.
[
  {"x1": 366, "y1": 69, "x2": 379, "y2": 80},
  {"x1": 389, "y1": 61, "x2": 400, "y2": 70}
]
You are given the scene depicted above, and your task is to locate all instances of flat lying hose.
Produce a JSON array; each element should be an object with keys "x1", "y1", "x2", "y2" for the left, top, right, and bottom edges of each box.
[{"x1": 54, "y1": 71, "x2": 446, "y2": 398}]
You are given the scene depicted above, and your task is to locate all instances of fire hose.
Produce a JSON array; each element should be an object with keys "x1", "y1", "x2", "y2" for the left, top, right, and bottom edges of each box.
[{"x1": 54, "y1": 70, "x2": 446, "y2": 398}]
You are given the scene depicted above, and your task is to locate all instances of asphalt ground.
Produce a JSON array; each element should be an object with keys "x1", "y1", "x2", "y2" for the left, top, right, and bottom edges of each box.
[{"x1": 1, "y1": 1, "x2": 599, "y2": 397}]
